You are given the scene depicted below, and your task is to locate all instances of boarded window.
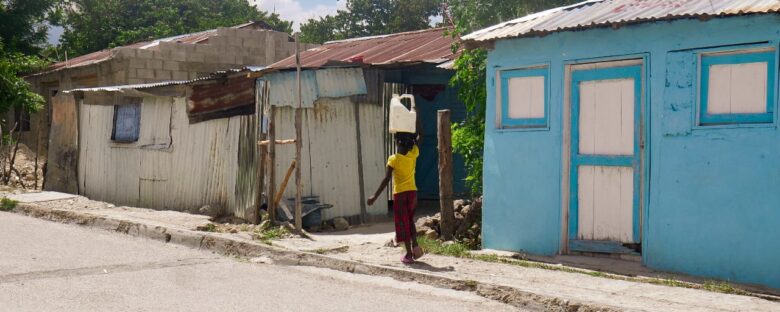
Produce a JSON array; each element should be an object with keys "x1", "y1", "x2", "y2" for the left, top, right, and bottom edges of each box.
[
  {"x1": 499, "y1": 67, "x2": 548, "y2": 128},
  {"x1": 111, "y1": 102, "x2": 141, "y2": 142},
  {"x1": 700, "y1": 50, "x2": 775, "y2": 125}
]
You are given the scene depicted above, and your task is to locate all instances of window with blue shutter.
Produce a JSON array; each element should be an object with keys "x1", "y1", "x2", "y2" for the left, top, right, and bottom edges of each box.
[{"x1": 111, "y1": 103, "x2": 141, "y2": 142}]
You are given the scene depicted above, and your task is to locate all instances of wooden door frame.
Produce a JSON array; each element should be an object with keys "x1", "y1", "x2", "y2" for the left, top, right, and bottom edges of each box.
[{"x1": 560, "y1": 56, "x2": 649, "y2": 255}]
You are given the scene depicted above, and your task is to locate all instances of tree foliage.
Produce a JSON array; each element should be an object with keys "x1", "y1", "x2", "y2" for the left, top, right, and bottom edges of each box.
[
  {"x1": 300, "y1": 0, "x2": 442, "y2": 44},
  {"x1": 0, "y1": 0, "x2": 58, "y2": 55},
  {"x1": 57, "y1": 0, "x2": 293, "y2": 56},
  {"x1": 0, "y1": 0, "x2": 56, "y2": 115},
  {"x1": 446, "y1": 0, "x2": 580, "y2": 194},
  {"x1": 0, "y1": 41, "x2": 47, "y2": 114}
]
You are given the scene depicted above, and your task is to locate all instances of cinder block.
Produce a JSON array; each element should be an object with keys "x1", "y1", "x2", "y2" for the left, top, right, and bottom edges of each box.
[
  {"x1": 114, "y1": 48, "x2": 136, "y2": 59},
  {"x1": 195, "y1": 44, "x2": 217, "y2": 54},
  {"x1": 128, "y1": 78, "x2": 145, "y2": 84},
  {"x1": 154, "y1": 70, "x2": 172, "y2": 80},
  {"x1": 170, "y1": 50, "x2": 187, "y2": 62},
  {"x1": 128, "y1": 58, "x2": 147, "y2": 70},
  {"x1": 152, "y1": 51, "x2": 164, "y2": 59},
  {"x1": 136, "y1": 49, "x2": 153, "y2": 59},
  {"x1": 113, "y1": 70, "x2": 127, "y2": 82},
  {"x1": 187, "y1": 52, "x2": 205, "y2": 63},
  {"x1": 146, "y1": 59, "x2": 163, "y2": 69},
  {"x1": 163, "y1": 61, "x2": 180, "y2": 71},
  {"x1": 136, "y1": 68, "x2": 155, "y2": 79},
  {"x1": 227, "y1": 36, "x2": 242, "y2": 46},
  {"x1": 172, "y1": 71, "x2": 188, "y2": 80},
  {"x1": 218, "y1": 54, "x2": 236, "y2": 64}
]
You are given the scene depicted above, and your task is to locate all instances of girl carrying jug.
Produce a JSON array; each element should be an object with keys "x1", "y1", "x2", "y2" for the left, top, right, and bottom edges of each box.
[{"x1": 367, "y1": 95, "x2": 424, "y2": 264}]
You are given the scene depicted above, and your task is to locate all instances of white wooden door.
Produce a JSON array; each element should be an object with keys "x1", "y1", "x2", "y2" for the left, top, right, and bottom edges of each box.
[{"x1": 570, "y1": 65, "x2": 642, "y2": 248}]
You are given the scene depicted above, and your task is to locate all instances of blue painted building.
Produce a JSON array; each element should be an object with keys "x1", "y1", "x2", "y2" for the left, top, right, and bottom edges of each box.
[{"x1": 464, "y1": 0, "x2": 780, "y2": 289}]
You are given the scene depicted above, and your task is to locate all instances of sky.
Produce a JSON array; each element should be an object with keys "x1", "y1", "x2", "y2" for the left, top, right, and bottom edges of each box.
[{"x1": 252, "y1": 0, "x2": 347, "y2": 31}]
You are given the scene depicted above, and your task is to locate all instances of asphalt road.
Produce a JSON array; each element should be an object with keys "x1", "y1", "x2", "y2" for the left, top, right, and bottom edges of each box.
[{"x1": 0, "y1": 212, "x2": 518, "y2": 311}]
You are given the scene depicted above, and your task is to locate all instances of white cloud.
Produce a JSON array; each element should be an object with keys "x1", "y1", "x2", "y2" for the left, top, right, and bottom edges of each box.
[{"x1": 253, "y1": 0, "x2": 346, "y2": 31}]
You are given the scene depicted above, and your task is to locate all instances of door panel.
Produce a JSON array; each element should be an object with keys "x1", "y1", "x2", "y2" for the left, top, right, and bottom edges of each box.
[{"x1": 570, "y1": 64, "x2": 642, "y2": 249}]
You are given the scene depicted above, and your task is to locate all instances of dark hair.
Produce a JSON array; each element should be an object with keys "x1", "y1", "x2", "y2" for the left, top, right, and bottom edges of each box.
[{"x1": 395, "y1": 132, "x2": 416, "y2": 150}]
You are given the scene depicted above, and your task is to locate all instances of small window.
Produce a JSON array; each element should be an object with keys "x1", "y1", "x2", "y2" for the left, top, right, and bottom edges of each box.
[
  {"x1": 500, "y1": 67, "x2": 548, "y2": 128},
  {"x1": 111, "y1": 103, "x2": 141, "y2": 142},
  {"x1": 700, "y1": 50, "x2": 775, "y2": 125}
]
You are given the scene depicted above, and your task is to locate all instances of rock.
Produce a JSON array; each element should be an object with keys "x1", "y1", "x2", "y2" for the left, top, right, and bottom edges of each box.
[
  {"x1": 424, "y1": 229, "x2": 439, "y2": 240},
  {"x1": 229, "y1": 228, "x2": 238, "y2": 234},
  {"x1": 198, "y1": 205, "x2": 219, "y2": 217},
  {"x1": 321, "y1": 222, "x2": 335, "y2": 232},
  {"x1": 106, "y1": 204, "x2": 115, "y2": 208},
  {"x1": 333, "y1": 217, "x2": 349, "y2": 231},
  {"x1": 454, "y1": 212, "x2": 464, "y2": 220},
  {"x1": 384, "y1": 238, "x2": 398, "y2": 247},
  {"x1": 416, "y1": 227, "x2": 430, "y2": 237},
  {"x1": 454, "y1": 199, "x2": 467, "y2": 210},
  {"x1": 443, "y1": 240, "x2": 456, "y2": 246},
  {"x1": 461, "y1": 205, "x2": 471, "y2": 216}
]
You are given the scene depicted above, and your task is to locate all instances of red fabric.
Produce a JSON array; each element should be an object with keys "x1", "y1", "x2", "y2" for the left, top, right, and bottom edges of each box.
[{"x1": 393, "y1": 191, "x2": 417, "y2": 243}]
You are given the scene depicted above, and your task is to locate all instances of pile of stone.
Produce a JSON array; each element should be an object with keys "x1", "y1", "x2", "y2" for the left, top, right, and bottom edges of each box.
[
  {"x1": 415, "y1": 197, "x2": 482, "y2": 248},
  {"x1": 2, "y1": 143, "x2": 45, "y2": 190}
]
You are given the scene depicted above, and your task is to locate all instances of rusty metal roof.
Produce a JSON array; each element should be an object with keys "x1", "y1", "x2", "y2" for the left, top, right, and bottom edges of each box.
[
  {"x1": 463, "y1": 0, "x2": 780, "y2": 44},
  {"x1": 46, "y1": 21, "x2": 272, "y2": 72},
  {"x1": 270, "y1": 27, "x2": 458, "y2": 70}
]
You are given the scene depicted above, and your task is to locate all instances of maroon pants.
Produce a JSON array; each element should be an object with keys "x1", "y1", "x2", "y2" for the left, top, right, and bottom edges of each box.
[{"x1": 393, "y1": 191, "x2": 417, "y2": 243}]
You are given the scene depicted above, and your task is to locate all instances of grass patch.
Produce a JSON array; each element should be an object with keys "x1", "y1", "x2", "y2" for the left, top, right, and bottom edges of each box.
[
  {"x1": 417, "y1": 237, "x2": 470, "y2": 257},
  {"x1": 0, "y1": 197, "x2": 18, "y2": 211},
  {"x1": 253, "y1": 226, "x2": 290, "y2": 245},
  {"x1": 416, "y1": 237, "x2": 757, "y2": 298}
]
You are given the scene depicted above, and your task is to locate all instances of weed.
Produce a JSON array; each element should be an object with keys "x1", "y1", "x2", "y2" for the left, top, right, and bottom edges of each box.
[
  {"x1": 417, "y1": 237, "x2": 469, "y2": 257},
  {"x1": 464, "y1": 280, "x2": 478, "y2": 287},
  {"x1": 253, "y1": 226, "x2": 289, "y2": 245},
  {"x1": 197, "y1": 223, "x2": 218, "y2": 232},
  {"x1": 0, "y1": 197, "x2": 17, "y2": 211},
  {"x1": 703, "y1": 280, "x2": 741, "y2": 295}
]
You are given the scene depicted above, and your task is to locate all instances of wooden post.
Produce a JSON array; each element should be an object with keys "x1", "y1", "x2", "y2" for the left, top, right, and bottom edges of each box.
[
  {"x1": 294, "y1": 33, "x2": 303, "y2": 232},
  {"x1": 267, "y1": 105, "x2": 277, "y2": 222},
  {"x1": 438, "y1": 109, "x2": 455, "y2": 240},
  {"x1": 354, "y1": 98, "x2": 367, "y2": 223},
  {"x1": 255, "y1": 80, "x2": 268, "y2": 224}
]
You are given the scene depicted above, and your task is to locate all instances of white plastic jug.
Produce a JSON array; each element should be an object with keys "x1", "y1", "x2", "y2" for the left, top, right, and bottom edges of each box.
[{"x1": 389, "y1": 94, "x2": 416, "y2": 134}]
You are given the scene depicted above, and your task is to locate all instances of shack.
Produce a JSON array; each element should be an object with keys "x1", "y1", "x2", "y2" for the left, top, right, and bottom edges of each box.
[
  {"x1": 54, "y1": 27, "x2": 467, "y2": 225},
  {"x1": 23, "y1": 21, "x2": 314, "y2": 157},
  {"x1": 256, "y1": 27, "x2": 467, "y2": 223},
  {"x1": 465, "y1": 0, "x2": 780, "y2": 289}
]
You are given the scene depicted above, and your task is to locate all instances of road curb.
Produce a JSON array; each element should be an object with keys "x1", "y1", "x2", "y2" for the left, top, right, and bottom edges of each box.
[{"x1": 10, "y1": 203, "x2": 619, "y2": 312}]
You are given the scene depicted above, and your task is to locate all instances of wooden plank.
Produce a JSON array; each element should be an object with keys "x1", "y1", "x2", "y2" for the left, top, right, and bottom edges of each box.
[
  {"x1": 577, "y1": 166, "x2": 595, "y2": 240},
  {"x1": 730, "y1": 62, "x2": 768, "y2": 113},
  {"x1": 44, "y1": 94, "x2": 79, "y2": 194},
  {"x1": 590, "y1": 166, "x2": 633, "y2": 242},
  {"x1": 274, "y1": 160, "x2": 296, "y2": 207},
  {"x1": 578, "y1": 80, "x2": 596, "y2": 155},
  {"x1": 708, "y1": 64, "x2": 733, "y2": 114},
  {"x1": 438, "y1": 110, "x2": 454, "y2": 240},
  {"x1": 258, "y1": 139, "x2": 295, "y2": 146},
  {"x1": 579, "y1": 79, "x2": 633, "y2": 156},
  {"x1": 267, "y1": 105, "x2": 277, "y2": 222},
  {"x1": 294, "y1": 33, "x2": 303, "y2": 232},
  {"x1": 507, "y1": 76, "x2": 545, "y2": 119}
]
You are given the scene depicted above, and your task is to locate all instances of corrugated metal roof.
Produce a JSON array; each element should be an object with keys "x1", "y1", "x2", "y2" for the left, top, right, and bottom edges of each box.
[
  {"x1": 45, "y1": 21, "x2": 273, "y2": 72},
  {"x1": 463, "y1": 0, "x2": 780, "y2": 44},
  {"x1": 270, "y1": 27, "x2": 458, "y2": 70},
  {"x1": 63, "y1": 66, "x2": 265, "y2": 94}
]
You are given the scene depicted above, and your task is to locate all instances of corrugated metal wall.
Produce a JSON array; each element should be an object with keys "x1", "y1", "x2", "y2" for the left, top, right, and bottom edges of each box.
[
  {"x1": 78, "y1": 96, "x2": 244, "y2": 215},
  {"x1": 270, "y1": 97, "x2": 387, "y2": 220}
]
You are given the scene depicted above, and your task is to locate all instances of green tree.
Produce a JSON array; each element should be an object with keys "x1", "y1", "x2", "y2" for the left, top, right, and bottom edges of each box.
[
  {"x1": 300, "y1": 0, "x2": 441, "y2": 44},
  {"x1": 0, "y1": 0, "x2": 56, "y2": 115},
  {"x1": 57, "y1": 0, "x2": 292, "y2": 56},
  {"x1": 446, "y1": 0, "x2": 580, "y2": 194},
  {"x1": 0, "y1": 0, "x2": 58, "y2": 55},
  {"x1": 0, "y1": 41, "x2": 47, "y2": 115}
]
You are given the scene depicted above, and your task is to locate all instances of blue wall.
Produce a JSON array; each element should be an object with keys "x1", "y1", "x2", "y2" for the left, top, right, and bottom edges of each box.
[{"x1": 483, "y1": 15, "x2": 780, "y2": 289}]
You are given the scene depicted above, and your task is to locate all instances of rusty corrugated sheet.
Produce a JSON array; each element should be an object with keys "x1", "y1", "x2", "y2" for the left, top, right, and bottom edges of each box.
[
  {"x1": 188, "y1": 76, "x2": 256, "y2": 123},
  {"x1": 270, "y1": 28, "x2": 458, "y2": 70},
  {"x1": 464, "y1": 0, "x2": 780, "y2": 43}
]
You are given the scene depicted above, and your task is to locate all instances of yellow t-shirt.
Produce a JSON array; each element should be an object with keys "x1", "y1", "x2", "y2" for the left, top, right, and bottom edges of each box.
[{"x1": 387, "y1": 145, "x2": 419, "y2": 195}]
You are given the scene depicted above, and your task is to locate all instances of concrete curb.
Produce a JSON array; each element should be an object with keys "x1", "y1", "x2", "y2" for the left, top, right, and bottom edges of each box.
[{"x1": 11, "y1": 203, "x2": 619, "y2": 312}]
